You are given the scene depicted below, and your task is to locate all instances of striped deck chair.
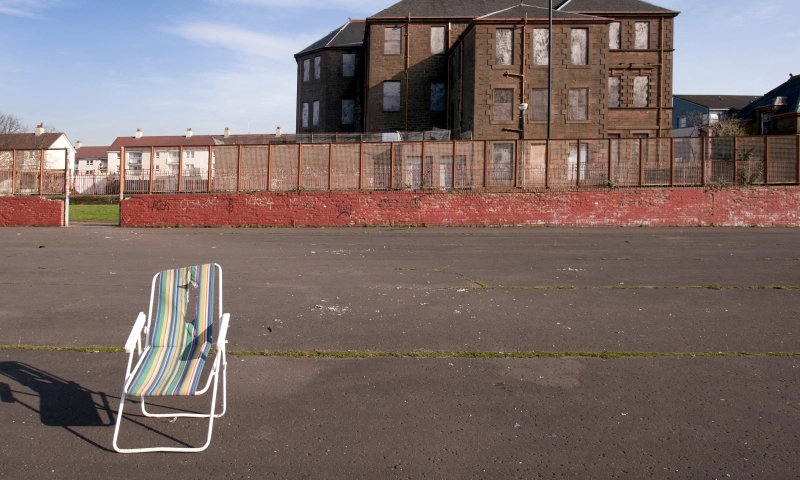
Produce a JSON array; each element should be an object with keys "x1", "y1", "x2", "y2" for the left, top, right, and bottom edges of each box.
[{"x1": 113, "y1": 264, "x2": 230, "y2": 453}]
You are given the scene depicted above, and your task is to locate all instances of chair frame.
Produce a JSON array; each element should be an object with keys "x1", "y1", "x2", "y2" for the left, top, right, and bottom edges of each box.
[{"x1": 113, "y1": 263, "x2": 230, "y2": 453}]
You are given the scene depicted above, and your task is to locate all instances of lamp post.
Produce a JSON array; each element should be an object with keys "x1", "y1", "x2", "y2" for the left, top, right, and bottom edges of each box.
[{"x1": 518, "y1": 102, "x2": 528, "y2": 139}]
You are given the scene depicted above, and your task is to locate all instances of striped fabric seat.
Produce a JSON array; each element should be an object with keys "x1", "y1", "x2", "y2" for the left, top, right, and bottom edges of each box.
[{"x1": 127, "y1": 264, "x2": 215, "y2": 397}]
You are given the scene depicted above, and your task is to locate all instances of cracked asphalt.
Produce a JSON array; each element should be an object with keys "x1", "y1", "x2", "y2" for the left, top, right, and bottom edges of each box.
[{"x1": 1, "y1": 226, "x2": 799, "y2": 478}]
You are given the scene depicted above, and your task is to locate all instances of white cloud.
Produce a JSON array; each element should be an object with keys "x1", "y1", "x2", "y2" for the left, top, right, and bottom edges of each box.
[
  {"x1": 165, "y1": 22, "x2": 317, "y2": 64},
  {"x1": 0, "y1": 0, "x2": 60, "y2": 18}
]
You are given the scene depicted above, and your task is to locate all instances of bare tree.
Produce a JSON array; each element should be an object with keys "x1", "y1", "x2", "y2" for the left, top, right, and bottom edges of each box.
[
  {"x1": 684, "y1": 111, "x2": 747, "y2": 137},
  {"x1": 0, "y1": 112, "x2": 29, "y2": 135}
]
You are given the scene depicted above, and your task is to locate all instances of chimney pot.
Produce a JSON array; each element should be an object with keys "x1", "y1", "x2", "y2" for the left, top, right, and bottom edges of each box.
[
  {"x1": 135, "y1": 128, "x2": 143, "y2": 139},
  {"x1": 276, "y1": 126, "x2": 282, "y2": 137},
  {"x1": 224, "y1": 127, "x2": 231, "y2": 138},
  {"x1": 75, "y1": 140, "x2": 82, "y2": 150},
  {"x1": 35, "y1": 123, "x2": 44, "y2": 136},
  {"x1": 186, "y1": 128, "x2": 193, "y2": 138}
]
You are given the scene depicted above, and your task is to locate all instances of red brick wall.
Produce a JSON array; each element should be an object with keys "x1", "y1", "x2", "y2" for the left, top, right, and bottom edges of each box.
[
  {"x1": 0, "y1": 197, "x2": 63, "y2": 226},
  {"x1": 120, "y1": 187, "x2": 800, "y2": 228}
]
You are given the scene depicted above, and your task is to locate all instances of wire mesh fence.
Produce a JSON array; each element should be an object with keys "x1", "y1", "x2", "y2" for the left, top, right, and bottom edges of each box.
[{"x1": 4, "y1": 137, "x2": 799, "y2": 196}]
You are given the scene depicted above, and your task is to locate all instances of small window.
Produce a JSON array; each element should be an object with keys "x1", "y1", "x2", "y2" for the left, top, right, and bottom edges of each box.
[
  {"x1": 312, "y1": 100, "x2": 320, "y2": 127},
  {"x1": 342, "y1": 100, "x2": 355, "y2": 125},
  {"x1": 303, "y1": 59, "x2": 310, "y2": 82},
  {"x1": 430, "y1": 26, "x2": 445, "y2": 54},
  {"x1": 568, "y1": 88, "x2": 588, "y2": 121},
  {"x1": 384, "y1": 27, "x2": 401, "y2": 55},
  {"x1": 635, "y1": 22, "x2": 650, "y2": 49},
  {"x1": 314, "y1": 56, "x2": 321, "y2": 80},
  {"x1": 343, "y1": 54, "x2": 355, "y2": 77},
  {"x1": 633, "y1": 76, "x2": 649, "y2": 107},
  {"x1": 186, "y1": 163, "x2": 194, "y2": 170},
  {"x1": 568, "y1": 143, "x2": 588, "y2": 181},
  {"x1": 154, "y1": 152, "x2": 160, "y2": 159},
  {"x1": 302, "y1": 102, "x2": 309, "y2": 128},
  {"x1": 533, "y1": 29, "x2": 549, "y2": 65},
  {"x1": 185, "y1": 150, "x2": 195, "y2": 159},
  {"x1": 155, "y1": 165, "x2": 160, "y2": 171},
  {"x1": 608, "y1": 77, "x2": 621, "y2": 108},
  {"x1": 678, "y1": 117, "x2": 687, "y2": 128},
  {"x1": 492, "y1": 143, "x2": 514, "y2": 181},
  {"x1": 495, "y1": 28, "x2": 513, "y2": 65},
  {"x1": 761, "y1": 111, "x2": 772, "y2": 135},
  {"x1": 383, "y1": 81, "x2": 401, "y2": 112},
  {"x1": 430, "y1": 82, "x2": 445, "y2": 112},
  {"x1": 570, "y1": 29, "x2": 588, "y2": 65},
  {"x1": 609, "y1": 22, "x2": 621, "y2": 50},
  {"x1": 493, "y1": 89, "x2": 513, "y2": 121},
  {"x1": 85, "y1": 159, "x2": 94, "y2": 166},
  {"x1": 531, "y1": 89, "x2": 548, "y2": 121}
]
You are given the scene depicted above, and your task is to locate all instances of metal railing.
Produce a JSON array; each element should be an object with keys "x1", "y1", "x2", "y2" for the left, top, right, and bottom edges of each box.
[{"x1": 0, "y1": 149, "x2": 69, "y2": 195}]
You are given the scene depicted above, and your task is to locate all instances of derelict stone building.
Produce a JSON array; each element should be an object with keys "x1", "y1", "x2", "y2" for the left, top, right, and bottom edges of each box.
[{"x1": 295, "y1": 0, "x2": 678, "y2": 140}]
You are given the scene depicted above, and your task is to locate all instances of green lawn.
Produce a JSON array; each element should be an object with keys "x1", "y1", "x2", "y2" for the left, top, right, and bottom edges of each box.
[{"x1": 69, "y1": 205, "x2": 120, "y2": 223}]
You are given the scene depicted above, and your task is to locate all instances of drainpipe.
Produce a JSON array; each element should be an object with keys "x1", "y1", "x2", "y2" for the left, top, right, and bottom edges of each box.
[{"x1": 547, "y1": 0, "x2": 553, "y2": 140}]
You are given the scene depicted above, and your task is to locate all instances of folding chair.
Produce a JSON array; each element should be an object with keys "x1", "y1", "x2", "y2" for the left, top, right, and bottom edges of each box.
[{"x1": 113, "y1": 263, "x2": 230, "y2": 453}]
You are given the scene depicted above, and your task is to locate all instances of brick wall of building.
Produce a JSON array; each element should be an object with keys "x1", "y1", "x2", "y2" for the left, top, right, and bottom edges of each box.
[
  {"x1": 120, "y1": 187, "x2": 800, "y2": 228},
  {"x1": 0, "y1": 197, "x2": 63, "y2": 226},
  {"x1": 296, "y1": 48, "x2": 364, "y2": 134}
]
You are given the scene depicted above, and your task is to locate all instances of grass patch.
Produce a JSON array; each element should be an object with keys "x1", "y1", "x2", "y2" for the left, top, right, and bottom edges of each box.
[{"x1": 69, "y1": 204, "x2": 119, "y2": 223}]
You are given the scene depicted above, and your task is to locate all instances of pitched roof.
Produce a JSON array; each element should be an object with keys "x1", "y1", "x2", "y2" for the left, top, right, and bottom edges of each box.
[
  {"x1": 75, "y1": 146, "x2": 110, "y2": 159},
  {"x1": 0, "y1": 132, "x2": 63, "y2": 150},
  {"x1": 736, "y1": 75, "x2": 800, "y2": 120},
  {"x1": 479, "y1": 4, "x2": 604, "y2": 20},
  {"x1": 674, "y1": 95, "x2": 762, "y2": 111},
  {"x1": 370, "y1": 0, "x2": 675, "y2": 18},
  {"x1": 109, "y1": 135, "x2": 216, "y2": 150},
  {"x1": 297, "y1": 20, "x2": 365, "y2": 56}
]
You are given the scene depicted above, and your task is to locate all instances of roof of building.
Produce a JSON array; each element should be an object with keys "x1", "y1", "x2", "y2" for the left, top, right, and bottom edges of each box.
[
  {"x1": 736, "y1": 75, "x2": 800, "y2": 120},
  {"x1": 371, "y1": 0, "x2": 675, "y2": 18},
  {"x1": 479, "y1": 4, "x2": 604, "y2": 19},
  {"x1": 109, "y1": 135, "x2": 216, "y2": 150},
  {"x1": 75, "y1": 146, "x2": 110, "y2": 159},
  {"x1": 674, "y1": 95, "x2": 762, "y2": 111},
  {"x1": 297, "y1": 20, "x2": 366, "y2": 56},
  {"x1": 0, "y1": 132, "x2": 64, "y2": 150},
  {"x1": 212, "y1": 134, "x2": 298, "y2": 145}
]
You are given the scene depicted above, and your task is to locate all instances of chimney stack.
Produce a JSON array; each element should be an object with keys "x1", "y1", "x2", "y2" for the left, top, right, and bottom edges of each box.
[
  {"x1": 75, "y1": 140, "x2": 82, "y2": 150},
  {"x1": 224, "y1": 127, "x2": 231, "y2": 138},
  {"x1": 35, "y1": 123, "x2": 44, "y2": 136},
  {"x1": 135, "y1": 128, "x2": 143, "y2": 139},
  {"x1": 276, "y1": 126, "x2": 282, "y2": 137},
  {"x1": 186, "y1": 128, "x2": 193, "y2": 138}
]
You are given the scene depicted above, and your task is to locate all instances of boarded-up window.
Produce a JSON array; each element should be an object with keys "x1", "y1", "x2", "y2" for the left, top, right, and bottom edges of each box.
[
  {"x1": 314, "y1": 56, "x2": 321, "y2": 80},
  {"x1": 635, "y1": 22, "x2": 650, "y2": 49},
  {"x1": 341, "y1": 99, "x2": 354, "y2": 125},
  {"x1": 492, "y1": 143, "x2": 514, "y2": 181},
  {"x1": 301, "y1": 102, "x2": 309, "y2": 128},
  {"x1": 533, "y1": 29, "x2": 549, "y2": 65},
  {"x1": 342, "y1": 54, "x2": 355, "y2": 77},
  {"x1": 430, "y1": 82, "x2": 445, "y2": 112},
  {"x1": 383, "y1": 81, "x2": 401, "y2": 112},
  {"x1": 385, "y1": 27, "x2": 401, "y2": 55},
  {"x1": 495, "y1": 29, "x2": 513, "y2": 65},
  {"x1": 312, "y1": 100, "x2": 320, "y2": 127},
  {"x1": 568, "y1": 143, "x2": 588, "y2": 181},
  {"x1": 571, "y1": 29, "x2": 588, "y2": 65},
  {"x1": 531, "y1": 88, "x2": 548, "y2": 121},
  {"x1": 609, "y1": 22, "x2": 621, "y2": 49},
  {"x1": 303, "y1": 59, "x2": 310, "y2": 82},
  {"x1": 761, "y1": 111, "x2": 772, "y2": 135},
  {"x1": 568, "y1": 88, "x2": 588, "y2": 121},
  {"x1": 494, "y1": 89, "x2": 513, "y2": 121},
  {"x1": 431, "y1": 26, "x2": 445, "y2": 54},
  {"x1": 633, "y1": 76, "x2": 649, "y2": 107},
  {"x1": 608, "y1": 77, "x2": 621, "y2": 108}
]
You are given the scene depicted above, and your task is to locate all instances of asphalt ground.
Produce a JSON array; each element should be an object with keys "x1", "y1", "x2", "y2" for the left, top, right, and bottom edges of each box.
[{"x1": 1, "y1": 226, "x2": 799, "y2": 478}]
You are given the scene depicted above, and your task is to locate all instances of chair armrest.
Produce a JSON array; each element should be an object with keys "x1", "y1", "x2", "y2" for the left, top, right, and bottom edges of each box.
[
  {"x1": 124, "y1": 313, "x2": 147, "y2": 354},
  {"x1": 217, "y1": 313, "x2": 230, "y2": 350}
]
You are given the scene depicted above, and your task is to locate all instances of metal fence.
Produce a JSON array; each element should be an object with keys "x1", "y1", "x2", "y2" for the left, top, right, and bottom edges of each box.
[
  {"x1": 0, "y1": 149, "x2": 68, "y2": 195},
  {"x1": 3, "y1": 137, "x2": 799, "y2": 197}
]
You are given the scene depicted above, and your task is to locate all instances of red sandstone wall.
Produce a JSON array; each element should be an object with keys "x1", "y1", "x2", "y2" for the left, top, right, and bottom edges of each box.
[
  {"x1": 119, "y1": 187, "x2": 800, "y2": 228},
  {"x1": 0, "y1": 197, "x2": 63, "y2": 227}
]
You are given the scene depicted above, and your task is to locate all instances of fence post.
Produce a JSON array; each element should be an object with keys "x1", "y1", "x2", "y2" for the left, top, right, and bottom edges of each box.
[
  {"x1": 390, "y1": 142, "x2": 395, "y2": 189},
  {"x1": 452, "y1": 140, "x2": 457, "y2": 189},
  {"x1": 237, "y1": 145, "x2": 243, "y2": 192},
  {"x1": 607, "y1": 138, "x2": 613, "y2": 185},
  {"x1": 514, "y1": 140, "x2": 520, "y2": 188},
  {"x1": 207, "y1": 146, "x2": 213, "y2": 192},
  {"x1": 797, "y1": 134, "x2": 800, "y2": 185},
  {"x1": 764, "y1": 135, "x2": 769, "y2": 185},
  {"x1": 39, "y1": 149, "x2": 45, "y2": 194},
  {"x1": 359, "y1": 143, "x2": 364, "y2": 191},
  {"x1": 64, "y1": 148, "x2": 70, "y2": 227},
  {"x1": 328, "y1": 143, "x2": 333, "y2": 191},
  {"x1": 576, "y1": 140, "x2": 581, "y2": 187},
  {"x1": 178, "y1": 146, "x2": 184, "y2": 193},
  {"x1": 733, "y1": 136, "x2": 739, "y2": 186},
  {"x1": 421, "y1": 140, "x2": 427, "y2": 189},
  {"x1": 483, "y1": 140, "x2": 488, "y2": 189},
  {"x1": 545, "y1": 140, "x2": 550, "y2": 189},
  {"x1": 119, "y1": 146, "x2": 125, "y2": 202},
  {"x1": 298, "y1": 143, "x2": 303, "y2": 191},
  {"x1": 669, "y1": 138, "x2": 675, "y2": 186},
  {"x1": 11, "y1": 150, "x2": 16, "y2": 195},
  {"x1": 638, "y1": 138, "x2": 644, "y2": 187},
  {"x1": 149, "y1": 147, "x2": 155, "y2": 194},
  {"x1": 701, "y1": 137, "x2": 706, "y2": 187},
  {"x1": 267, "y1": 144, "x2": 273, "y2": 192}
]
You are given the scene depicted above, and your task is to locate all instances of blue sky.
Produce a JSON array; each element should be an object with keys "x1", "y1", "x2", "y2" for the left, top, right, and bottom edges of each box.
[{"x1": 0, "y1": 0, "x2": 798, "y2": 145}]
